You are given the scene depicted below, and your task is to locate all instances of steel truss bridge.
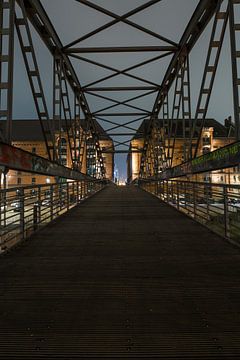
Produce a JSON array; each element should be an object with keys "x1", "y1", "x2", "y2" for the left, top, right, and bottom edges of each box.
[
  {"x1": 1, "y1": 1, "x2": 240, "y2": 358},
  {"x1": 0, "y1": 0, "x2": 240, "y2": 181}
]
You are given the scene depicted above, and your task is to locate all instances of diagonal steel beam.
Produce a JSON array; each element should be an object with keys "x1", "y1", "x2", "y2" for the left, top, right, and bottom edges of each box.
[
  {"x1": 87, "y1": 89, "x2": 157, "y2": 105},
  {"x1": 69, "y1": 52, "x2": 173, "y2": 75},
  {"x1": 95, "y1": 116, "x2": 140, "y2": 132},
  {"x1": 139, "y1": 0, "x2": 224, "y2": 177},
  {"x1": 151, "y1": 0, "x2": 224, "y2": 117},
  {"x1": 65, "y1": 0, "x2": 178, "y2": 49},
  {"x1": 20, "y1": 0, "x2": 91, "y2": 117},
  {"x1": 83, "y1": 66, "x2": 163, "y2": 89},
  {"x1": 86, "y1": 90, "x2": 153, "y2": 114},
  {"x1": 69, "y1": 51, "x2": 173, "y2": 91},
  {"x1": 104, "y1": 116, "x2": 148, "y2": 132},
  {"x1": 20, "y1": 0, "x2": 107, "y2": 178},
  {"x1": 113, "y1": 140, "x2": 131, "y2": 149},
  {"x1": 91, "y1": 89, "x2": 157, "y2": 115}
]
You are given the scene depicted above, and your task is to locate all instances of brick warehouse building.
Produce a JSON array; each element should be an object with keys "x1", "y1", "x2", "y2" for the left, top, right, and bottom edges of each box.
[
  {"x1": 127, "y1": 118, "x2": 239, "y2": 185},
  {"x1": 0, "y1": 119, "x2": 114, "y2": 187}
]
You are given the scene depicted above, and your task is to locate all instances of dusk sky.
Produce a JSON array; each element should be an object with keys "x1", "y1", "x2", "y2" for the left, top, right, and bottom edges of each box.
[{"x1": 12, "y1": 0, "x2": 233, "y2": 179}]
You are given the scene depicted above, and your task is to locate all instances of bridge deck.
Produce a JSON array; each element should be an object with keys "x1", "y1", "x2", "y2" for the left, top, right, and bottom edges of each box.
[{"x1": 1, "y1": 185, "x2": 240, "y2": 359}]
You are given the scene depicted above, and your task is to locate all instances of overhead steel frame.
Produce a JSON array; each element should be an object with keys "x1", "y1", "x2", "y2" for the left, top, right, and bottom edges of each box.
[
  {"x1": 139, "y1": 0, "x2": 240, "y2": 179},
  {"x1": 61, "y1": 0, "x2": 178, "y2": 152},
  {"x1": 0, "y1": 0, "x2": 15, "y2": 144},
  {"x1": 1, "y1": 0, "x2": 188, "y2": 157},
  {"x1": 1, "y1": 0, "x2": 240, "y2": 181}
]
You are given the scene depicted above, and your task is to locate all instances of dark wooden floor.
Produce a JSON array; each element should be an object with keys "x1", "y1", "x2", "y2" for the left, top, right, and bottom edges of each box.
[{"x1": 1, "y1": 185, "x2": 240, "y2": 359}]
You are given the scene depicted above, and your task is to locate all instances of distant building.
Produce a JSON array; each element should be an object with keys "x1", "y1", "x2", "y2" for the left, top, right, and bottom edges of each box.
[
  {"x1": 0, "y1": 119, "x2": 114, "y2": 187},
  {"x1": 127, "y1": 118, "x2": 238, "y2": 184}
]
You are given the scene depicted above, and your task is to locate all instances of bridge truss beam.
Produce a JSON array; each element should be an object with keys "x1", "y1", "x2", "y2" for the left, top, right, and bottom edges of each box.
[
  {"x1": 139, "y1": 0, "x2": 240, "y2": 180},
  {"x1": 0, "y1": 0, "x2": 106, "y2": 179}
]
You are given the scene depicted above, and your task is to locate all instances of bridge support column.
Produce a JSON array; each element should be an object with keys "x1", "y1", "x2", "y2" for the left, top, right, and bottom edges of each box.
[{"x1": 0, "y1": 0, "x2": 15, "y2": 143}]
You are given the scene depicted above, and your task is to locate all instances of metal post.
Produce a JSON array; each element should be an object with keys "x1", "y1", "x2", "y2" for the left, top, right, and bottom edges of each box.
[
  {"x1": 184, "y1": 182, "x2": 187, "y2": 208},
  {"x1": 0, "y1": 0, "x2": 15, "y2": 143},
  {"x1": 66, "y1": 182, "x2": 69, "y2": 210},
  {"x1": 50, "y1": 184, "x2": 53, "y2": 221},
  {"x1": 80, "y1": 181, "x2": 83, "y2": 199},
  {"x1": 166, "y1": 180, "x2": 169, "y2": 203},
  {"x1": 33, "y1": 204, "x2": 38, "y2": 231},
  {"x1": 223, "y1": 185, "x2": 230, "y2": 238},
  {"x1": 176, "y1": 181, "x2": 180, "y2": 210},
  {"x1": 2, "y1": 168, "x2": 8, "y2": 227},
  {"x1": 193, "y1": 182, "x2": 197, "y2": 219},
  {"x1": 19, "y1": 187, "x2": 24, "y2": 239},
  {"x1": 77, "y1": 181, "x2": 80, "y2": 203},
  {"x1": 206, "y1": 183, "x2": 210, "y2": 219},
  {"x1": 38, "y1": 185, "x2": 41, "y2": 224}
]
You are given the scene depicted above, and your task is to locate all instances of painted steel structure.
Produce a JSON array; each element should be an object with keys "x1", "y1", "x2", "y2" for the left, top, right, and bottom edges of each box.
[
  {"x1": 139, "y1": 0, "x2": 240, "y2": 179},
  {"x1": 0, "y1": 0, "x2": 240, "y2": 182}
]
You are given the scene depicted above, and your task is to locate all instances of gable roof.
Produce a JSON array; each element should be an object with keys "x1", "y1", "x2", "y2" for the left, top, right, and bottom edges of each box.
[
  {"x1": 0, "y1": 119, "x2": 112, "y2": 142},
  {"x1": 132, "y1": 118, "x2": 234, "y2": 140}
]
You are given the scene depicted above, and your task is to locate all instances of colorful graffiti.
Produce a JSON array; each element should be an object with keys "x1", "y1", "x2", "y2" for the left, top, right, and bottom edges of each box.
[
  {"x1": 0, "y1": 142, "x2": 88, "y2": 180},
  {"x1": 160, "y1": 141, "x2": 240, "y2": 180}
]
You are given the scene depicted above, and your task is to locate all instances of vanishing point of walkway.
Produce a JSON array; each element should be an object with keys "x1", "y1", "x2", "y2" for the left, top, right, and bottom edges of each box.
[{"x1": 1, "y1": 185, "x2": 240, "y2": 358}]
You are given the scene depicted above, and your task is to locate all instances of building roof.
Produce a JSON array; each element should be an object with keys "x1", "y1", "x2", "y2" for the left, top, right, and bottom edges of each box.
[
  {"x1": 0, "y1": 119, "x2": 112, "y2": 142},
  {"x1": 132, "y1": 118, "x2": 234, "y2": 140}
]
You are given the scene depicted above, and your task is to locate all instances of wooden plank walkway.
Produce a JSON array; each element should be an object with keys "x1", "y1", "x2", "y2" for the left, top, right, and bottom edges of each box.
[{"x1": 1, "y1": 184, "x2": 240, "y2": 359}]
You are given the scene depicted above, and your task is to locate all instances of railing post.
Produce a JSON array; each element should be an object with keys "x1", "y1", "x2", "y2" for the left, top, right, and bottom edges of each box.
[
  {"x1": 66, "y1": 182, "x2": 69, "y2": 210},
  {"x1": 176, "y1": 181, "x2": 180, "y2": 210},
  {"x1": 206, "y1": 184, "x2": 209, "y2": 217},
  {"x1": 77, "y1": 181, "x2": 80, "y2": 203},
  {"x1": 184, "y1": 182, "x2": 187, "y2": 208},
  {"x1": 38, "y1": 185, "x2": 41, "y2": 224},
  {"x1": 50, "y1": 184, "x2": 53, "y2": 221},
  {"x1": 160, "y1": 181, "x2": 163, "y2": 200},
  {"x1": 19, "y1": 187, "x2": 25, "y2": 239},
  {"x1": 33, "y1": 203, "x2": 38, "y2": 231},
  {"x1": 223, "y1": 185, "x2": 230, "y2": 238},
  {"x1": 3, "y1": 170, "x2": 7, "y2": 228},
  {"x1": 80, "y1": 181, "x2": 83, "y2": 199},
  {"x1": 193, "y1": 182, "x2": 196, "y2": 219},
  {"x1": 166, "y1": 180, "x2": 169, "y2": 203}
]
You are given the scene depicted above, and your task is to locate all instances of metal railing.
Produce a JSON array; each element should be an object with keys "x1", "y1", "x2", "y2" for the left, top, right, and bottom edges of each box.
[
  {"x1": 0, "y1": 180, "x2": 106, "y2": 253},
  {"x1": 139, "y1": 179, "x2": 240, "y2": 244}
]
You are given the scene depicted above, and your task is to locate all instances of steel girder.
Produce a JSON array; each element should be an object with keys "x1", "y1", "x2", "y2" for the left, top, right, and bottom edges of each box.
[
  {"x1": 139, "y1": 0, "x2": 223, "y2": 177},
  {"x1": 17, "y1": 0, "x2": 91, "y2": 116},
  {"x1": 152, "y1": 0, "x2": 222, "y2": 116},
  {"x1": 17, "y1": 0, "x2": 106, "y2": 178}
]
